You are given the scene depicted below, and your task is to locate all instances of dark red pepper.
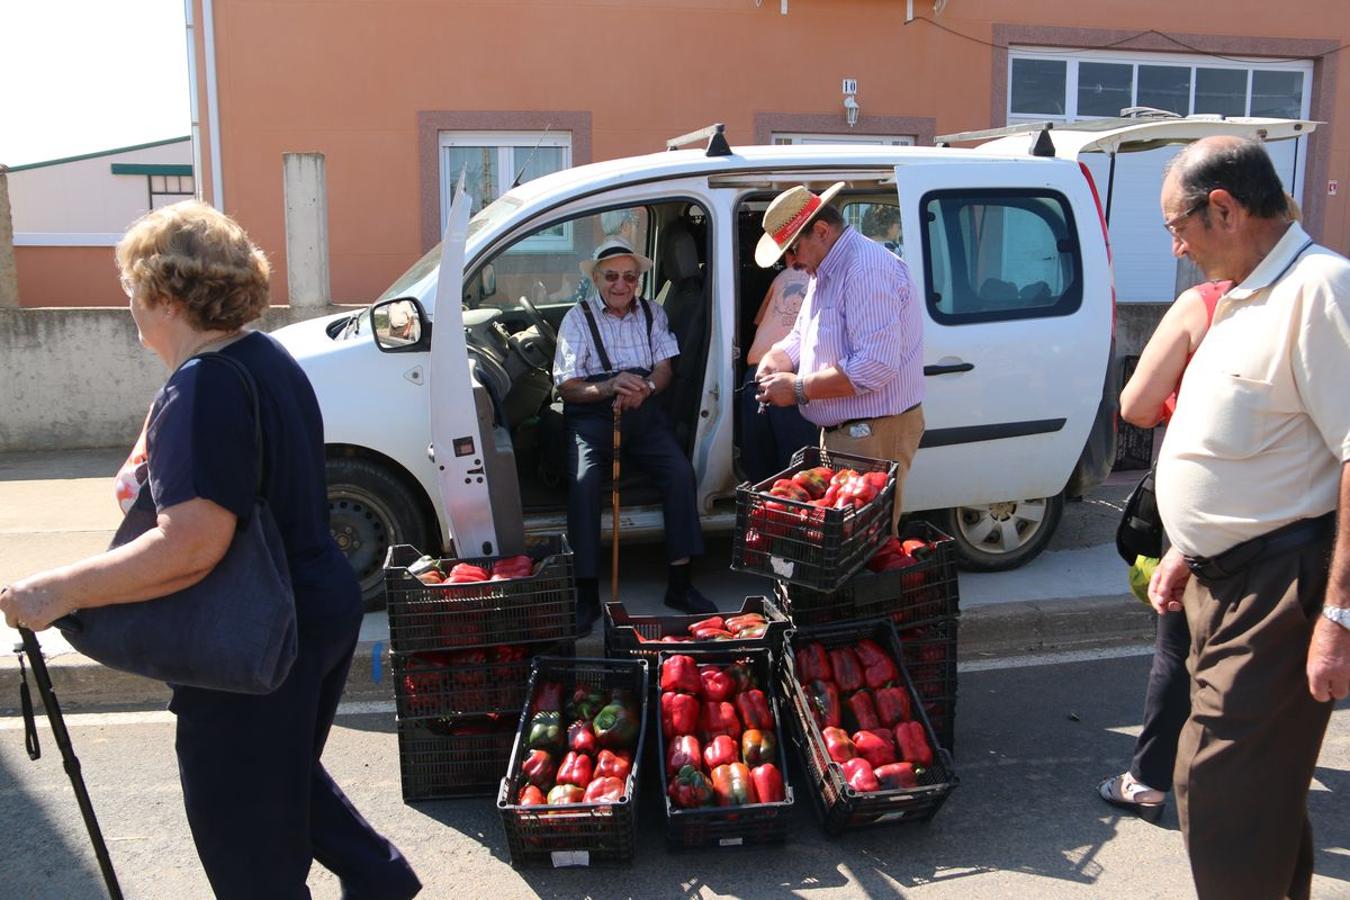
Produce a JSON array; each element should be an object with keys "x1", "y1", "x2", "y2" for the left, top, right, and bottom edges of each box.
[
  {"x1": 710, "y1": 762, "x2": 758, "y2": 806},
  {"x1": 846, "y1": 689, "x2": 881, "y2": 731},
  {"x1": 669, "y1": 765, "x2": 714, "y2": 809},
  {"x1": 531, "y1": 680, "x2": 563, "y2": 714},
  {"x1": 661, "y1": 655, "x2": 702, "y2": 695},
  {"x1": 734, "y1": 689, "x2": 774, "y2": 732},
  {"x1": 703, "y1": 734, "x2": 739, "y2": 770},
  {"x1": 828, "y1": 647, "x2": 865, "y2": 694},
  {"x1": 701, "y1": 700, "x2": 743, "y2": 743},
  {"x1": 666, "y1": 734, "x2": 701, "y2": 775},
  {"x1": 741, "y1": 729, "x2": 776, "y2": 768},
  {"x1": 894, "y1": 721, "x2": 934, "y2": 767},
  {"x1": 661, "y1": 691, "x2": 700, "y2": 738},
  {"x1": 521, "y1": 749, "x2": 555, "y2": 787},
  {"x1": 855, "y1": 638, "x2": 900, "y2": 689},
  {"x1": 842, "y1": 757, "x2": 880, "y2": 793},
  {"x1": 750, "y1": 763, "x2": 786, "y2": 803},
  {"x1": 724, "y1": 661, "x2": 758, "y2": 694},
  {"x1": 594, "y1": 748, "x2": 632, "y2": 781},
  {"x1": 687, "y1": 615, "x2": 726, "y2": 635},
  {"x1": 518, "y1": 784, "x2": 546, "y2": 806},
  {"x1": 852, "y1": 729, "x2": 898, "y2": 769},
  {"x1": 806, "y1": 680, "x2": 841, "y2": 729},
  {"x1": 556, "y1": 750, "x2": 594, "y2": 788},
  {"x1": 582, "y1": 775, "x2": 625, "y2": 804},
  {"x1": 821, "y1": 726, "x2": 856, "y2": 764},
  {"x1": 699, "y1": 666, "x2": 735, "y2": 702},
  {"x1": 795, "y1": 643, "x2": 833, "y2": 682},
  {"x1": 874, "y1": 762, "x2": 918, "y2": 790},
  {"x1": 567, "y1": 720, "x2": 597, "y2": 755},
  {"x1": 874, "y1": 686, "x2": 912, "y2": 727}
]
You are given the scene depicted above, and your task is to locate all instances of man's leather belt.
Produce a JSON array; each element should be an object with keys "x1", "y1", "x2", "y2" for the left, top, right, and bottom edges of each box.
[
  {"x1": 823, "y1": 402, "x2": 921, "y2": 434},
  {"x1": 1184, "y1": 512, "x2": 1335, "y2": 582}
]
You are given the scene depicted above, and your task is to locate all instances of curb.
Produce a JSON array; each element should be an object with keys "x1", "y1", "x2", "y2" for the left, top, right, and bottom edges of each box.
[{"x1": 0, "y1": 594, "x2": 1156, "y2": 713}]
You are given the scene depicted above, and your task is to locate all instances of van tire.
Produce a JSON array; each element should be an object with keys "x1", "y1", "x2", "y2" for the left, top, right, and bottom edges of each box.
[
  {"x1": 327, "y1": 457, "x2": 434, "y2": 611},
  {"x1": 939, "y1": 492, "x2": 1064, "y2": 572}
]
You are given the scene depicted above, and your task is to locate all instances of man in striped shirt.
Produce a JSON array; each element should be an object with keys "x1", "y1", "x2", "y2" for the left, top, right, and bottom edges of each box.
[
  {"x1": 754, "y1": 184, "x2": 925, "y2": 530},
  {"x1": 553, "y1": 237, "x2": 715, "y2": 632}
]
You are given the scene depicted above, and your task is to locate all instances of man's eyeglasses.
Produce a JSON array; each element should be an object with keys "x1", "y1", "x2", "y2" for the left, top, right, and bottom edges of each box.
[
  {"x1": 786, "y1": 227, "x2": 813, "y2": 257},
  {"x1": 1164, "y1": 199, "x2": 1208, "y2": 237},
  {"x1": 599, "y1": 271, "x2": 640, "y2": 284}
]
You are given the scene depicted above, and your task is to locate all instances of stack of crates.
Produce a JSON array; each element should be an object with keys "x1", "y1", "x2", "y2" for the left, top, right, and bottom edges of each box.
[{"x1": 383, "y1": 534, "x2": 579, "y2": 800}]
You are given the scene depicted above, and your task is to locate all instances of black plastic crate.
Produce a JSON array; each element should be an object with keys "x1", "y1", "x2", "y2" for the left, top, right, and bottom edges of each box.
[
  {"x1": 654, "y1": 647, "x2": 796, "y2": 849},
  {"x1": 779, "y1": 619, "x2": 958, "y2": 835},
  {"x1": 899, "y1": 620, "x2": 959, "y2": 753},
  {"x1": 1115, "y1": 355, "x2": 1155, "y2": 471},
  {"x1": 497, "y1": 657, "x2": 648, "y2": 868},
  {"x1": 775, "y1": 521, "x2": 959, "y2": 629},
  {"x1": 384, "y1": 534, "x2": 576, "y2": 653},
  {"x1": 730, "y1": 447, "x2": 896, "y2": 592},
  {"x1": 397, "y1": 715, "x2": 518, "y2": 801},
  {"x1": 603, "y1": 595, "x2": 791, "y2": 670},
  {"x1": 392, "y1": 639, "x2": 575, "y2": 720}
]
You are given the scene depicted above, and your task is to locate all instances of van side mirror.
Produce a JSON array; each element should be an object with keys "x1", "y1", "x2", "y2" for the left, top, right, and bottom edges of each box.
[{"x1": 372, "y1": 298, "x2": 430, "y2": 352}]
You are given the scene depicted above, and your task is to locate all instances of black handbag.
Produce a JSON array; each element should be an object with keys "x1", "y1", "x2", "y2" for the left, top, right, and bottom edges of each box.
[
  {"x1": 1115, "y1": 465, "x2": 1164, "y2": 565},
  {"x1": 58, "y1": 352, "x2": 298, "y2": 694}
]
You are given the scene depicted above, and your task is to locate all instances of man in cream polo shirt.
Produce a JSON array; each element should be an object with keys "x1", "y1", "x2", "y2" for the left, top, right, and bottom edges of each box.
[{"x1": 1148, "y1": 137, "x2": 1350, "y2": 900}]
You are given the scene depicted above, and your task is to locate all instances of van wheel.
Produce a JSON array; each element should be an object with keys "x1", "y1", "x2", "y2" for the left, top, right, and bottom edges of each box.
[
  {"x1": 939, "y1": 493, "x2": 1064, "y2": 571},
  {"x1": 327, "y1": 457, "x2": 434, "y2": 611}
]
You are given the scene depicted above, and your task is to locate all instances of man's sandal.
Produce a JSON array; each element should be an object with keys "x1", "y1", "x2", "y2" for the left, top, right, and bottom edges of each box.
[{"x1": 1097, "y1": 772, "x2": 1166, "y2": 823}]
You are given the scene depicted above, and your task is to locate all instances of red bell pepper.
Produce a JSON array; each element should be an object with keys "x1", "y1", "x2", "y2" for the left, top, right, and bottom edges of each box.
[
  {"x1": 710, "y1": 762, "x2": 758, "y2": 806},
  {"x1": 724, "y1": 661, "x2": 757, "y2": 694},
  {"x1": 546, "y1": 784, "x2": 584, "y2": 805},
  {"x1": 795, "y1": 643, "x2": 833, "y2": 682},
  {"x1": 846, "y1": 689, "x2": 881, "y2": 732},
  {"x1": 771, "y1": 478, "x2": 811, "y2": 503},
  {"x1": 669, "y1": 765, "x2": 714, "y2": 809},
  {"x1": 661, "y1": 691, "x2": 700, "y2": 738},
  {"x1": 855, "y1": 639, "x2": 899, "y2": 689},
  {"x1": 703, "y1": 734, "x2": 739, "y2": 770},
  {"x1": 724, "y1": 613, "x2": 767, "y2": 634},
  {"x1": 582, "y1": 775, "x2": 625, "y2": 804},
  {"x1": 556, "y1": 751, "x2": 594, "y2": 788},
  {"x1": 750, "y1": 763, "x2": 786, "y2": 803},
  {"x1": 866, "y1": 537, "x2": 905, "y2": 573},
  {"x1": 567, "y1": 720, "x2": 598, "y2": 756},
  {"x1": 875, "y1": 686, "x2": 912, "y2": 727},
  {"x1": 842, "y1": 757, "x2": 880, "y2": 793},
  {"x1": 734, "y1": 689, "x2": 774, "y2": 732},
  {"x1": 521, "y1": 749, "x2": 556, "y2": 787},
  {"x1": 701, "y1": 701, "x2": 743, "y2": 743},
  {"x1": 699, "y1": 666, "x2": 735, "y2": 701},
  {"x1": 791, "y1": 467, "x2": 830, "y2": 500},
  {"x1": 490, "y1": 554, "x2": 533, "y2": 579},
  {"x1": 741, "y1": 527, "x2": 770, "y2": 566},
  {"x1": 852, "y1": 729, "x2": 897, "y2": 769},
  {"x1": 874, "y1": 762, "x2": 919, "y2": 790},
  {"x1": 741, "y1": 729, "x2": 776, "y2": 767},
  {"x1": 594, "y1": 748, "x2": 632, "y2": 781},
  {"x1": 830, "y1": 468, "x2": 860, "y2": 487},
  {"x1": 448, "y1": 562, "x2": 489, "y2": 582},
  {"x1": 518, "y1": 784, "x2": 546, "y2": 806},
  {"x1": 531, "y1": 681, "x2": 563, "y2": 714},
  {"x1": 666, "y1": 734, "x2": 701, "y2": 776},
  {"x1": 806, "y1": 680, "x2": 842, "y2": 729},
  {"x1": 661, "y1": 655, "x2": 701, "y2": 695},
  {"x1": 829, "y1": 647, "x2": 864, "y2": 694},
  {"x1": 895, "y1": 720, "x2": 934, "y2": 767},
  {"x1": 863, "y1": 471, "x2": 889, "y2": 491},
  {"x1": 737, "y1": 624, "x2": 769, "y2": 639},
  {"x1": 688, "y1": 615, "x2": 726, "y2": 635},
  {"x1": 821, "y1": 726, "x2": 856, "y2": 764}
]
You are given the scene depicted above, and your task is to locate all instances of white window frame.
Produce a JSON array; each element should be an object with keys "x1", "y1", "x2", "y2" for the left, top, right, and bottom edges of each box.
[
  {"x1": 438, "y1": 130, "x2": 572, "y2": 251},
  {"x1": 772, "y1": 132, "x2": 915, "y2": 146}
]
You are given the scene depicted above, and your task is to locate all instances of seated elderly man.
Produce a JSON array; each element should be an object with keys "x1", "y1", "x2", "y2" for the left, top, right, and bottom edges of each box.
[{"x1": 553, "y1": 237, "x2": 715, "y2": 632}]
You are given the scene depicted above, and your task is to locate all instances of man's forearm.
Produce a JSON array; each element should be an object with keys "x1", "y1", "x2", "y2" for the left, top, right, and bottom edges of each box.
[
  {"x1": 800, "y1": 366, "x2": 857, "y2": 401},
  {"x1": 558, "y1": 378, "x2": 612, "y2": 404}
]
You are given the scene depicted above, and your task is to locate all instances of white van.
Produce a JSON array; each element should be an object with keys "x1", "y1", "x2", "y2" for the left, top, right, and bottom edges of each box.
[{"x1": 273, "y1": 116, "x2": 1316, "y2": 604}]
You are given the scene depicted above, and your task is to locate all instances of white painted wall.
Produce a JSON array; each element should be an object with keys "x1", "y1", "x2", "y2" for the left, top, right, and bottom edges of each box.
[{"x1": 8, "y1": 139, "x2": 192, "y2": 242}]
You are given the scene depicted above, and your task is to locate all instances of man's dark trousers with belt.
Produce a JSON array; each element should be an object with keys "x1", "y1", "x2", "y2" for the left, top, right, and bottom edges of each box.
[{"x1": 564, "y1": 375, "x2": 704, "y2": 582}]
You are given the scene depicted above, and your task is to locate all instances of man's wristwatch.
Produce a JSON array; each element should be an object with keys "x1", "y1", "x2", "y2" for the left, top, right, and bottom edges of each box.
[
  {"x1": 1322, "y1": 605, "x2": 1350, "y2": 630},
  {"x1": 794, "y1": 375, "x2": 810, "y2": 406},
  {"x1": 644, "y1": 378, "x2": 657, "y2": 394}
]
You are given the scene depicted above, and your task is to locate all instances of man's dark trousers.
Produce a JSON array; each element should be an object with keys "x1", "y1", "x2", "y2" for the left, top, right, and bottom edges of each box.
[{"x1": 565, "y1": 395, "x2": 703, "y2": 580}]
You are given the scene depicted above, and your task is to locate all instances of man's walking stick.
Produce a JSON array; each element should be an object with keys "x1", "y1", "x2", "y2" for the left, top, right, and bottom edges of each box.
[
  {"x1": 15, "y1": 628, "x2": 123, "y2": 899},
  {"x1": 611, "y1": 407, "x2": 622, "y2": 605}
]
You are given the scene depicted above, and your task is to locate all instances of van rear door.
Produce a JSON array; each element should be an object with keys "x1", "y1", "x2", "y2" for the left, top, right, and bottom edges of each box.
[{"x1": 894, "y1": 158, "x2": 1113, "y2": 512}]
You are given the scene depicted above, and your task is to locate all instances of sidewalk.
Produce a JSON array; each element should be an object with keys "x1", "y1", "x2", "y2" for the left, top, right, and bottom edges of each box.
[{"x1": 0, "y1": 449, "x2": 1154, "y2": 710}]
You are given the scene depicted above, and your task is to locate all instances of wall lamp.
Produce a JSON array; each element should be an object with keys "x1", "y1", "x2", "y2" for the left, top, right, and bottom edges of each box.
[{"x1": 843, "y1": 79, "x2": 859, "y2": 128}]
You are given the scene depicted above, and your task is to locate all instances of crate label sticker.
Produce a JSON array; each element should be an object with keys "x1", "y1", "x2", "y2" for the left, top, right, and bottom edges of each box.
[
  {"x1": 551, "y1": 850, "x2": 590, "y2": 867},
  {"x1": 719, "y1": 837, "x2": 745, "y2": 847},
  {"x1": 873, "y1": 811, "x2": 910, "y2": 824},
  {"x1": 769, "y1": 556, "x2": 795, "y2": 578}
]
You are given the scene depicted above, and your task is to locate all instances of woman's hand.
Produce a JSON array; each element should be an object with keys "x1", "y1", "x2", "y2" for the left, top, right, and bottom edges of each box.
[{"x1": 0, "y1": 578, "x2": 73, "y2": 632}]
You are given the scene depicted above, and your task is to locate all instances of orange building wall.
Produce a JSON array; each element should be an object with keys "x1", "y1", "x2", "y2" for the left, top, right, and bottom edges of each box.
[
  {"x1": 194, "y1": 0, "x2": 1349, "y2": 304},
  {"x1": 15, "y1": 247, "x2": 124, "y2": 308}
]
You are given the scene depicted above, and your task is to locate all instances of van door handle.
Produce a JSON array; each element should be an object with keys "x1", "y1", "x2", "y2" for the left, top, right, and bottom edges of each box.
[{"x1": 924, "y1": 362, "x2": 974, "y2": 376}]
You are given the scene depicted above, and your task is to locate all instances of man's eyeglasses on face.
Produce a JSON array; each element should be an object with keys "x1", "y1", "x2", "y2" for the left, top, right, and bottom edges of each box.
[
  {"x1": 786, "y1": 227, "x2": 812, "y2": 257},
  {"x1": 1164, "y1": 199, "x2": 1208, "y2": 237},
  {"x1": 600, "y1": 270, "x2": 639, "y2": 285}
]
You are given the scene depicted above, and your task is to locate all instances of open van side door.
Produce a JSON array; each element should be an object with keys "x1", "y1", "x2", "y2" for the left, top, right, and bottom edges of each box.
[
  {"x1": 893, "y1": 158, "x2": 1113, "y2": 512},
  {"x1": 429, "y1": 179, "x2": 507, "y2": 557}
]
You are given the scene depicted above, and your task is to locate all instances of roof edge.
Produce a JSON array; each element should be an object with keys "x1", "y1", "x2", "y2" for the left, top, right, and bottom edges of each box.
[{"x1": 5, "y1": 135, "x2": 191, "y2": 172}]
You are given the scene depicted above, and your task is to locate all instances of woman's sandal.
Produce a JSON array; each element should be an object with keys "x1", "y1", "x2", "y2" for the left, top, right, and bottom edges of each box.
[{"x1": 1097, "y1": 772, "x2": 1166, "y2": 823}]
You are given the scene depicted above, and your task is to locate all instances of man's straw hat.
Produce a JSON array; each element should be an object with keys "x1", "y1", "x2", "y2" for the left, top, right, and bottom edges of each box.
[
  {"x1": 755, "y1": 182, "x2": 845, "y2": 267},
  {"x1": 579, "y1": 237, "x2": 654, "y2": 280}
]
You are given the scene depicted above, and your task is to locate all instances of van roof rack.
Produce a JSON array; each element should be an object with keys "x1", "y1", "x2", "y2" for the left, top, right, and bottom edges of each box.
[{"x1": 666, "y1": 123, "x2": 732, "y2": 157}]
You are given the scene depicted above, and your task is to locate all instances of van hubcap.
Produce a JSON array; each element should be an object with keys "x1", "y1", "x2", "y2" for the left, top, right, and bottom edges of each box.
[
  {"x1": 329, "y1": 488, "x2": 396, "y2": 586},
  {"x1": 955, "y1": 498, "x2": 1048, "y2": 555}
]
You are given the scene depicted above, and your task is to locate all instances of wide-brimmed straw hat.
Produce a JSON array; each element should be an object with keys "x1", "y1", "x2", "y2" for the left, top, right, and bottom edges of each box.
[
  {"x1": 755, "y1": 182, "x2": 845, "y2": 267},
  {"x1": 579, "y1": 237, "x2": 654, "y2": 280}
]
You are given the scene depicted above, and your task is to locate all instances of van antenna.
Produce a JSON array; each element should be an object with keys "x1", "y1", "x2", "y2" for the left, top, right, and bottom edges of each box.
[{"x1": 511, "y1": 125, "x2": 553, "y2": 189}]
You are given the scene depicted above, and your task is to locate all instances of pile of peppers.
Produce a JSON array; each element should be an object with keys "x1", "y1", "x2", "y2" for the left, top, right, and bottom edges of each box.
[
  {"x1": 515, "y1": 678, "x2": 640, "y2": 808},
  {"x1": 660, "y1": 653, "x2": 787, "y2": 809},
  {"x1": 793, "y1": 635, "x2": 935, "y2": 794},
  {"x1": 635, "y1": 610, "x2": 772, "y2": 644}
]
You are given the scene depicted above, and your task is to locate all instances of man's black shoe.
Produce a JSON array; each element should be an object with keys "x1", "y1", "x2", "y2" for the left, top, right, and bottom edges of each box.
[{"x1": 664, "y1": 584, "x2": 717, "y2": 615}]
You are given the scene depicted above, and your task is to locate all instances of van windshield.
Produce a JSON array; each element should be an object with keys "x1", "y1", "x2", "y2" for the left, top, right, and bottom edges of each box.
[{"x1": 374, "y1": 193, "x2": 524, "y2": 302}]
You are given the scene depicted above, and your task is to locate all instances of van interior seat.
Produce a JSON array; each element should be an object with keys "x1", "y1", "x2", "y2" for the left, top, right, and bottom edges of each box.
[{"x1": 657, "y1": 222, "x2": 709, "y2": 452}]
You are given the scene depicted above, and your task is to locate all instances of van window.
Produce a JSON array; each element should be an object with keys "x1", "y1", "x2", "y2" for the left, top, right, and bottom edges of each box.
[
  {"x1": 843, "y1": 200, "x2": 904, "y2": 259},
  {"x1": 920, "y1": 189, "x2": 1081, "y2": 325}
]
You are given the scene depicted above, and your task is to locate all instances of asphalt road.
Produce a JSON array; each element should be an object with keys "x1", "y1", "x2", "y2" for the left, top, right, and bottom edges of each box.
[{"x1": 3, "y1": 648, "x2": 1347, "y2": 899}]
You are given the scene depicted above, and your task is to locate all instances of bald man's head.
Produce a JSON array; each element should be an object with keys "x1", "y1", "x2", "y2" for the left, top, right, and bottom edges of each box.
[{"x1": 1164, "y1": 136, "x2": 1289, "y2": 220}]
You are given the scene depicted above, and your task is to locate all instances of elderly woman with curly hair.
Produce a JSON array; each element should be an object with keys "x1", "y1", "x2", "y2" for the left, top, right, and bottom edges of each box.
[{"x1": 0, "y1": 201, "x2": 421, "y2": 899}]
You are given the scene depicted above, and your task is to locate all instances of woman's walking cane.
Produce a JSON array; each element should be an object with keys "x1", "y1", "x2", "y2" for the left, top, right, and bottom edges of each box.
[
  {"x1": 15, "y1": 627, "x2": 123, "y2": 899},
  {"x1": 611, "y1": 407, "x2": 622, "y2": 604}
]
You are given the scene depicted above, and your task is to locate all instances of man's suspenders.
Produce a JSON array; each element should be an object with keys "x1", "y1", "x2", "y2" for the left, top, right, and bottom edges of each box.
[{"x1": 577, "y1": 298, "x2": 654, "y2": 374}]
